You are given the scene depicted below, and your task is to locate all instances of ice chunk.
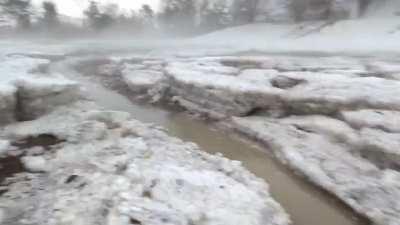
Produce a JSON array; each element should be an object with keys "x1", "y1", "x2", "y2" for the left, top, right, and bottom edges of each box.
[
  {"x1": 0, "y1": 140, "x2": 10, "y2": 155},
  {"x1": 284, "y1": 76, "x2": 400, "y2": 114},
  {"x1": 341, "y1": 109, "x2": 400, "y2": 133},
  {"x1": 231, "y1": 116, "x2": 400, "y2": 225},
  {"x1": 15, "y1": 76, "x2": 81, "y2": 120},
  {"x1": 122, "y1": 69, "x2": 165, "y2": 94},
  {"x1": 21, "y1": 156, "x2": 49, "y2": 172},
  {"x1": 280, "y1": 115, "x2": 359, "y2": 144},
  {"x1": 358, "y1": 128, "x2": 400, "y2": 170},
  {"x1": 1, "y1": 105, "x2": 290, "y2": 225}
]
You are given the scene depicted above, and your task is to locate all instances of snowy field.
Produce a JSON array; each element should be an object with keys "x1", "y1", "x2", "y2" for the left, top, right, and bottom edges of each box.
[{"x1": 187, "y1": 18, "x2": 400, "y2": 55}]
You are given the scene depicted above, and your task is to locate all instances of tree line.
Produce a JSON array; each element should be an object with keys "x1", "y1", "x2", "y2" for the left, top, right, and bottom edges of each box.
[
  {"x1": 0, "y1": 0, "x2": 265, "y2": 36},
  {"x1": 0, "y1": 0, "x2": 376, "y2": 38},
  {"x1": 0, "y1": 0, "x2": 159, "y2": 37}
]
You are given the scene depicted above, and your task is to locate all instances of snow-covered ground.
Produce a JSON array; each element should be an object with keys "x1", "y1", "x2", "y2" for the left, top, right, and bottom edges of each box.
[
  {"x1": 1, "y1": 8, "x2": 400, "y2": 222},
  {"x1": 0, "y1": 103, "x2": 289, "y2": 225},
  {"x1": 0, "y1": 47, "x2": 290, "y2": 225},
  {"x1": 186, "y1": 17, "x2": 400, "y2": 55},
  {"x1": 96, "y1": 53, "x2": 400, "y2": 225},
  {"x1": 177, "y1": 0, "x2": 400, "y2": 56},
  {"x1": 184, "y1": 0, "x2": 400, "y2": 56}
]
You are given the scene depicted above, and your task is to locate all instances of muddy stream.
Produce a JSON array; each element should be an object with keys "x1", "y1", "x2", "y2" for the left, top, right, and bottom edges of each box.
[{"x1": 49, "y1": 55, "x2": 369, "y2": 225}]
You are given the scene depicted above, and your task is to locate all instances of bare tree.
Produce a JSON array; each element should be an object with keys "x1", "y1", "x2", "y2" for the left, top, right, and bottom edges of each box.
[
  {"x1": 84, "y1": 1, "x2": 114, "y2": 31},
  {"x1": 140, "y1": 4, "x2": 155, "y2": 27},
  {"x1": 84, "y1": 0, "x2": 100, "y2": 29},
  {"x1": 0, "y1": 0, "x2": 32, "y2": 29},
  {"x1": 200, "y1": 0, "x2": 232, "y2": 31},
  {"x1": 159, "y1": 0, "x2": 196, "y2": 34},
  {"x1": 232, "y1": 0, "x2": 260, "y2": 24},
  {"x1": 42, "y1": 1, "x2": 59, "y2": 29},
  {"x1": 358, "y1": 0, "x2": 373, "y2": 16}
]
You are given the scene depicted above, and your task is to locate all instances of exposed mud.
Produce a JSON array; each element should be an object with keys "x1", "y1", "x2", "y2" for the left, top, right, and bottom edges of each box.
[
  {"x1": 11, "y1": 134, "x2": 63, "y2": 150},
  {"x1": 0, "y1": 156, "x2": 24, "y2": 188},
  {"x1": 0, "y1": 134, "x2": 63, "y2": 195}
]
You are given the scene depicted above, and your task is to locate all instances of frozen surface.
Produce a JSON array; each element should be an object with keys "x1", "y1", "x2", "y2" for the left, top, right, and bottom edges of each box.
[
  {"x1": 0, "y1": 52, "x2": 78, "y2": 123},
  {"x1": 0, "y1": 55, "x2": 50, "y2": 85},
  {"x1": 122, "y1": 68, "x2": 165, "y2": 94},
  {"x1": 341, "y1": 109, "x2": 400, "y2": 133},
  {"x1": 1, "y1": 35, "x2": 400, "y2": 225},
  {"x1": 0, "y1": 102, "x2": 290, "y2": 225},
  {"x1": 359, "y1": 128, "x2": 400, "y2": 169},
  {"x1": 230, "y1": 116, "x2": 400, "y2": 225},
  {"x1": 109, "y1": 54, "x2": 400, "y2": 225}
]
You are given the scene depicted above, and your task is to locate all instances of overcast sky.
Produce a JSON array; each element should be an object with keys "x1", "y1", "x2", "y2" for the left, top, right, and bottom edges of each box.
[{"x1": 32, "y1": 0, "x2": 160, "y2": 18}]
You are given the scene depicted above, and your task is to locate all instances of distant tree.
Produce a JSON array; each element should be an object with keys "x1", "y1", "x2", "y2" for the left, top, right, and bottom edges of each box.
[
  {"x1": 127, "y1": 10, "x2": 144, "y2": 30},
  {"x1": 358, "y1": 0, "x2": 372, "y2": 16},
  {"x1": 232, "y1": 0, "x2": 259, "y2": 24},
  {"x1": 84, "y1": 1, "x2": 114, "y2": 31},
  {"x1": 159, "y1": 1, "x2": 178, "y2": 29},
  {"x1": 159, "y1": 0, "x2": 196, "y2": 34},
  {"x1": 200, "y1": 0, "x2": 232, "y2": 31},
  {"x1": 84, "y1": 1, "x2": 100, "y2": 29},
  {"x1": 41, "y1": 1, "x2": 59, "y2": 29},
  {"x1": 290, "y1": 0, "x2": 307, "y2": 21},
  {"x1": 103, "y1": 3, "x2": 119, "y2": 19},
  {"x1": 140, "y1": 4, "x2": 155, "y2": 29},
  {"x1": 0, "y1": 0, "x2": 32, "y2": 29},
  {"x1": 97, "y1": 13, "x2": 114, "y2": 30},
  {"x1": 181, "y1": 0, "x2": 196, "y2": 27},
  {"x1": 141, "y1": 4, "x2": 154, "y2": 19}
]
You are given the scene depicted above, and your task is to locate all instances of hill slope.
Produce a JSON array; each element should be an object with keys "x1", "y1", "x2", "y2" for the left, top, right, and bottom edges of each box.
[{"x1": 189, "y1": 1, "x2": 400, "y2": 55}]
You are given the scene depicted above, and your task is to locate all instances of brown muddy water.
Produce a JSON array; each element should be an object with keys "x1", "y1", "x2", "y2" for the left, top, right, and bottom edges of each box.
[{"x1": 78, "y1": 78, "x2": 369, "y2": 225}]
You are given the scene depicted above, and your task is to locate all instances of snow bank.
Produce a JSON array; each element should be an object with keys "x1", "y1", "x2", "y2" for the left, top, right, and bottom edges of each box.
[
  {"x1": 113, "y1": 54, "x2": 400, "y2": 225},
  {"x1": 159, "y1": 56, "x2": 400, "y2": 118},
  {"x1": 0, "y1": 53, "x2": 81, "y2": 123},
  {"x1": 284, "y1": 75, "x2": 400, "y2": 114},
  {"x1": 230, "y1": 116, "x2": 400, "y2": 225},
  {"x1": 166, "y1": 62, "x2": 283, "y2": 116},
  {"x1": 340, "y1": 109, "x2": 400, "y2": 132},
  {"x1": 0, "y1": 102, "x2": 290, "y2": 225}
]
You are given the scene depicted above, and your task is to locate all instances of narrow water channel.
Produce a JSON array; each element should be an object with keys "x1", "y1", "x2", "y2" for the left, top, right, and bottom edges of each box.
[{"x1": 53, "y1": 58, "x2": 369, "y2": 225}]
